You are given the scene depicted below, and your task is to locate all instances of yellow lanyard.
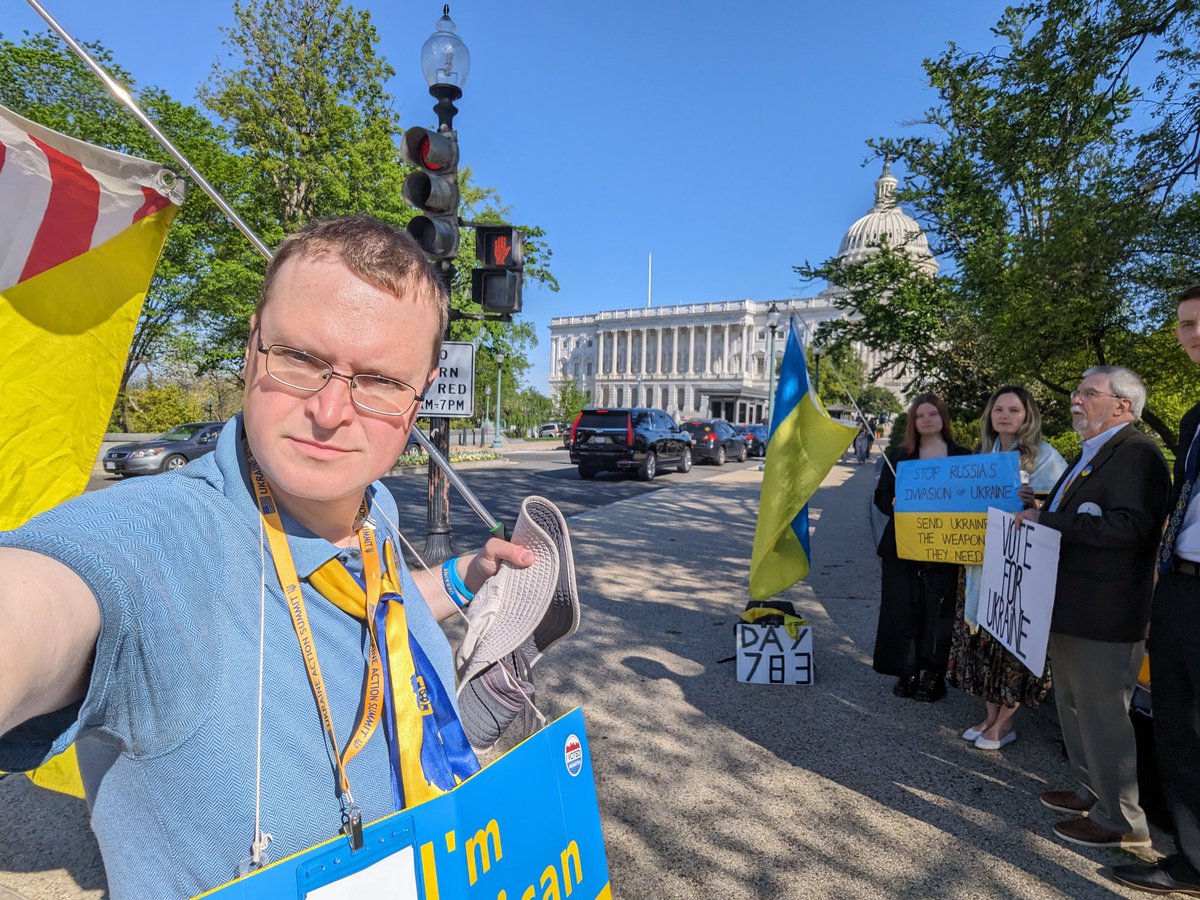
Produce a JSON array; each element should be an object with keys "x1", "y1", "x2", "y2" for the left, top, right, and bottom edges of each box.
[{"x1": 245, "y1": 448, "x2": 385, "y2": 847}]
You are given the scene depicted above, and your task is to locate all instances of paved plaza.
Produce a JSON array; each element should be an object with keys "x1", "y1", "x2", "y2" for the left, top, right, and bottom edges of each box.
[{"x1": 0, "y1": 455, "x2": 1171, "y2": 898}]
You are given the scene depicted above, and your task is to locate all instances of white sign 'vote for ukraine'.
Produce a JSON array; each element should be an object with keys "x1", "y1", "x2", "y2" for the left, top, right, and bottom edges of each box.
[{"x1": 978, "y1": 508, "x2": 1060, "y2": 678}]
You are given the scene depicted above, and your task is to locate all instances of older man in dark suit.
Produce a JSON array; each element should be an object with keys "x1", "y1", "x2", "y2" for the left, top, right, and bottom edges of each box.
[
  {"x1": 1114, "y1": 285, "x2": 1200, "y2": 896},
  {"x1": 1016, "y1": 365, "x2": 1171, "y2": 850}
]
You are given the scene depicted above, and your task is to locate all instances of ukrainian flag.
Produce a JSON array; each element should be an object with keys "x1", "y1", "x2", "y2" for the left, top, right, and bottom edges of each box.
[{"x1": 749, "y1": 320, "x2": 858, "y2": 600}]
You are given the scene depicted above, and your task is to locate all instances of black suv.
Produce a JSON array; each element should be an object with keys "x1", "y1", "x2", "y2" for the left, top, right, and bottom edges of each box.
[{"x1": 568, "y1": 407, "x2": 692, "y2": 481}]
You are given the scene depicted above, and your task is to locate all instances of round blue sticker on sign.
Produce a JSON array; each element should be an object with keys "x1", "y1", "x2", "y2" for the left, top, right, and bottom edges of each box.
[{"x1": 564, "y1": 733, "x2": 583, "y2": 777}]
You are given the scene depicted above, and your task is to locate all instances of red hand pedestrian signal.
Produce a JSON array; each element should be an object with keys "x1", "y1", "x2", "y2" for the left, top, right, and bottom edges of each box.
[
  {"x1": 472, "y1": 225, "x2": 524, "y2": 314},
  {"x1": 491, "y1": 234, "x2": 512, "y2": 265}
]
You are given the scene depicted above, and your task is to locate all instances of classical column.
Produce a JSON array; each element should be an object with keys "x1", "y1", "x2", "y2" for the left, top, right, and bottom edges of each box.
[
  {"x1": 688, "y1": 327, "x2": 696, "y2": 374},
  {"x1": 639, "y1": 328, "x2": 648, "y2": 375},
  {"x1": 704, "y1": 325, "x2": 713, "y2": 375}
]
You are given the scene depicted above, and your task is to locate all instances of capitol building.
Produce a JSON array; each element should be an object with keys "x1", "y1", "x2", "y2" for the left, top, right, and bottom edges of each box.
[{"x1": 547, "y1": 162, "x2": 937, "y2": 424}]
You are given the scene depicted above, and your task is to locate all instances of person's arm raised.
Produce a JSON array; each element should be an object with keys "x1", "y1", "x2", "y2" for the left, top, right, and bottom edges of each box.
[{"x1": 0, "y1": 548, "x2": 100, "y2": 738}]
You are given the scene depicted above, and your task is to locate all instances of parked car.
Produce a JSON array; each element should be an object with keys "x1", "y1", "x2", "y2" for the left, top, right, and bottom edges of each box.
[
  {"x1": 735, "y1": 423, "x2": 769, "y2": 457},
  {"x1": 681, "y1": 418, "x2": 747, "y2": 465},
  {"x1": 568, "y1": 407, "x2": 691, "y2": 481},
  {"x1": 104, "y1": 421, "x2": 225, "y2": 477},
  {"x1": 537, "y1": 423, "x2": 563, "y2": 438}
]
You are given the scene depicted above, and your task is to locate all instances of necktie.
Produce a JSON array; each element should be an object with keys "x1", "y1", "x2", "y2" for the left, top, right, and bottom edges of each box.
[
  {"x1": 1159, "y1": 426, "x2": 1200, "y2": 575},
  {"x1": 309, "y1": 536, "x2": 479, "y2": 810}
]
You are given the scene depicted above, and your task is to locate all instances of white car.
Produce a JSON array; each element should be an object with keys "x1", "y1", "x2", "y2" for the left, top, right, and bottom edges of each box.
[{"x1": 537, "y1": 423, "x2": 563, "y2": 437}]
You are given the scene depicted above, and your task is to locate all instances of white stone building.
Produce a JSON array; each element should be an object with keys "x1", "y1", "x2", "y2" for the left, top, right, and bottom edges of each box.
[{"x1": 547, "y1": 162, "x2": 936, "y2": 423}]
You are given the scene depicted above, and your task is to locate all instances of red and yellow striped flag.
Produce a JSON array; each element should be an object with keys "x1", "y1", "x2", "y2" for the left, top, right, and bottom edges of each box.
[{"x1": 0, "y1": 102, "x2": 184, "y2": 531}]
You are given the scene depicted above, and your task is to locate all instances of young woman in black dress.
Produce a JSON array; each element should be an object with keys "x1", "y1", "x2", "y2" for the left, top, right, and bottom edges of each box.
[{"x1": 873, "y1": 393, "x2": 970, "y2": 701}]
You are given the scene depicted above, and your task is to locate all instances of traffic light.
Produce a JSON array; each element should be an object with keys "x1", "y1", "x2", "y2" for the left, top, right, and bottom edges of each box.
[
  {"x1": 472, "y1": 225, "x2": 524, "y2": 315},
  {"x1": 400, "y1": 126, "x2": 460, "y2": 259}
]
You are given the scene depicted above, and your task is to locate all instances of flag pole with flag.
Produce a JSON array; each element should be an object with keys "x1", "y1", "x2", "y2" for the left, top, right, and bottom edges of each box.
[
  {"x1": 0, "y1": 103, "x2": 184, "y2": 796},
  {"x1": 0, "y1": 102, "x2": 185, "y2": 531},
  {"x1": 749, "y1": 318, "x2": 858, "y2": 600}
]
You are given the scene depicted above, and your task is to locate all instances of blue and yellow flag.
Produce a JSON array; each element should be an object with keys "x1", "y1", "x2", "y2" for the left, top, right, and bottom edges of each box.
[{"x1": 749, "y1": 320, "x2": 858, "y2": 600}]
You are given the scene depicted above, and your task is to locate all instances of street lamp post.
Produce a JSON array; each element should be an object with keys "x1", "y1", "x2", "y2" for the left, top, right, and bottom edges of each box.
[
  {"x1": 491, "y1": 350, "x2": 506, "y2": 449},
  {"x1": 764, "y1": 302, "x2": 782, "y2": 428},
  {"x1": 418, "y1": 5, "x2": 470, "y2": 563},
  {"x1": 483, "y1": 384, "x2": 492, "y2": 445}
]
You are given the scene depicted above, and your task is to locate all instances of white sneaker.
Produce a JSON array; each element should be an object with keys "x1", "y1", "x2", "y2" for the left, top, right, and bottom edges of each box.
[{"x1": 974, "y1": 731, "x2": 1017, "y2": 751}]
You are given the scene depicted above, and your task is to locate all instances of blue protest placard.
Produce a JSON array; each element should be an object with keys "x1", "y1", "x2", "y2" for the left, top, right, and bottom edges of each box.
[
  {"x1": 893, "y1": 452, "x2": 1022, "y2": 564},
  {"x1": 197, "y1": 708, "x2": 610, "y2": 900}
]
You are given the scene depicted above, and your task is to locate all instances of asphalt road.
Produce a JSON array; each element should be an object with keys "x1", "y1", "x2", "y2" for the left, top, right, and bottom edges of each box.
[{"x1": 382, "y1": 447, "x2": 764, "y2": 559}]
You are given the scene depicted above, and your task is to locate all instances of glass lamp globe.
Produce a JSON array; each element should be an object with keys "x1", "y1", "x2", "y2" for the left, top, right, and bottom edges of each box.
[{"x1": 420, "y1": 6, "x2": 470, "y2": 89}]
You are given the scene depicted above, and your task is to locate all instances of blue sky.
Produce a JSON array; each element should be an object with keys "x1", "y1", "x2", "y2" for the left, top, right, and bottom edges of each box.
[{"x1": 3, "y1": 1, "x2": 1007, "y2": 391}]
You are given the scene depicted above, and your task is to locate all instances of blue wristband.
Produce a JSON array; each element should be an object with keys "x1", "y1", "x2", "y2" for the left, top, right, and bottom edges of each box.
[{"x1": 441, "y1": 557, "x2": 475, "y2": 607}]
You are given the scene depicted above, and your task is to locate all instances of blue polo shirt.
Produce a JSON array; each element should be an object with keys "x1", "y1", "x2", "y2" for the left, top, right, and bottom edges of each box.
[{"x1": 0, "y1": 416, "x2": 456, "y2": 898}]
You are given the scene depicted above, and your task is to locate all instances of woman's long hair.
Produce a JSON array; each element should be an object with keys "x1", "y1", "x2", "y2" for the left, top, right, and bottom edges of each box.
[
  {"x1": 979, "y1": 385, "x2": 1042, "y2": 472},
  {"x1": 902, "y1": 393, "x2": 953, "y2": 453}
]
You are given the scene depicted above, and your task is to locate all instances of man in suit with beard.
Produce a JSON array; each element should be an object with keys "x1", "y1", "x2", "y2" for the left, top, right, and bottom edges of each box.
[
  {"x1": 1015, "y1": 365, "x2": 1170, "y2": 850},
  {"x1": 1114, "y1": 285, "x2": 1200, "y2": 895}
]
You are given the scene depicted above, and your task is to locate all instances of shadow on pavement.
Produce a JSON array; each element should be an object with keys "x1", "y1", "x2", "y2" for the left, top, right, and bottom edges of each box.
[{"x1": 524, "y1": 461, "x2": 1143, "y2": 899}]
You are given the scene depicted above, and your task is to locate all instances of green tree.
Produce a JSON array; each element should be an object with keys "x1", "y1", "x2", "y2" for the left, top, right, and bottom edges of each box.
[
  {"x1": 551, "y1": 380, "x2": 590, "y2": 426},
  {"x1": 858, "y1": 385, "x2": 903, "y2": 419},
  {"x1": 119, "y1": 380, "x2": 209, "y2": 433},
  {"x1": 858, "y1": 0, "x2": 1200, "y2": 449},
  {"x1": 201, "y1": 0, "x2": 557, "y2": 380}
]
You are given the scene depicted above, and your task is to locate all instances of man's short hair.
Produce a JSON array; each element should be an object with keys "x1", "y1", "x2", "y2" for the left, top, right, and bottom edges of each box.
[
  {"x1": 259, "y1": 215, "x2": 449, "y2": 367},
  {"x1": 1177, "y1": 283, "x2": 1200, "y2": 305},
  {"x1": 1082, "y1": 365, "x2": 1146, "y2": 418}
]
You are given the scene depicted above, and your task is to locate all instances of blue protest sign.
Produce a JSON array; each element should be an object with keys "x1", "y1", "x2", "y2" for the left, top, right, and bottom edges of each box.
[
  {"x1": 197, "y1": 708, "x2": 610, "y2": 900},
  {"x1": 893, "y1": 452, "x2": 1022, "y2": 563}
]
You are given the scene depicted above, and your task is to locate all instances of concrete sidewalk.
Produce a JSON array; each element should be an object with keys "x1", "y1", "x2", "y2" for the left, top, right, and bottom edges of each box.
[
  {"x1": 0, "y1": 456, "x2": 1167, "y2": 898},
  {"x1": 522, "y1": 457, "x2": 1164, "y2": 898}
]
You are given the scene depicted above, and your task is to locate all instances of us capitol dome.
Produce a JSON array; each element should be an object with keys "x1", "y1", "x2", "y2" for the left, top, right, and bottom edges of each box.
[{"x1": 835, "y1": 160, "x2": 938, "y2": 274}]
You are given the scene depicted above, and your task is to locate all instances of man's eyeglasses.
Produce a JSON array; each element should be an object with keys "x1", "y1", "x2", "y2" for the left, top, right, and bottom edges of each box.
[
  {"x1": 1070, "y1": 387, "x2": 1124, "y2": 403},
  {"x1": 256, "y1": 341, "x2": 424, "y2": 417}
]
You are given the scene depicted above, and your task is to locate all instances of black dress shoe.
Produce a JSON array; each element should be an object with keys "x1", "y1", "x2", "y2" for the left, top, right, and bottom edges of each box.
[
  {"x1": 892, "y1": 676, "x2": 918, "y2": 698},
  {"x1": 1112, "y1": 856, "x2": 1200, "y2": 896},
  {"x1": 914, "y1": 673, "x2": 947, "y2": 702}
]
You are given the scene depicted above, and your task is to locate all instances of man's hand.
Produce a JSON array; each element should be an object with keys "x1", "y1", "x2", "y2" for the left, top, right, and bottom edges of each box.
[
  {"x1": 1017, "y1": 485, "x2": 1036, "y2": 508},
  {"x1": 1014, "y1": 508, "x2": 1041, "y2": 528},
  {"x1": 462, "y1": 537, "x2": 534, "y2": 594}
]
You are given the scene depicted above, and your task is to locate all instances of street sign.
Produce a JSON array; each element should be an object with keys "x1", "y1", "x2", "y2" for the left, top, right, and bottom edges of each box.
[{"x1": 420, "y1": 341, "x2": 474, "y2": 418}]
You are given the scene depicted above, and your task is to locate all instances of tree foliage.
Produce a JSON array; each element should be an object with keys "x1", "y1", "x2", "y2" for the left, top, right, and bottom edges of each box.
[
  {"x1": 201, "y1": 0, "x2": 557, "y2": 386},
  {"x1": 551, "y1": 379, "x2": 590, "y2": 425},
  {"x1": 801, "y1": 1, "x2": 1200, "y2": 450}
]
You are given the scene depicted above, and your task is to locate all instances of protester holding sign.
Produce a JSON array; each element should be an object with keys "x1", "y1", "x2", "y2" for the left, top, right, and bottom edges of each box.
[
  {"x1": 1113, "y1": 284, "x2": 1200, "y2": 897},
  {"x1": 873, "y1": 394, "x2": 971, "y2": 702},
  {"x1": 1014, "y1": 366, "x2": 1170, "y2": 851},
  {"x1": 0, "y1": 217, "x2": 540, "y2": 897},
  {"x1": 948, "y1": 386, "x2": 1066, "y2": 751}
]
